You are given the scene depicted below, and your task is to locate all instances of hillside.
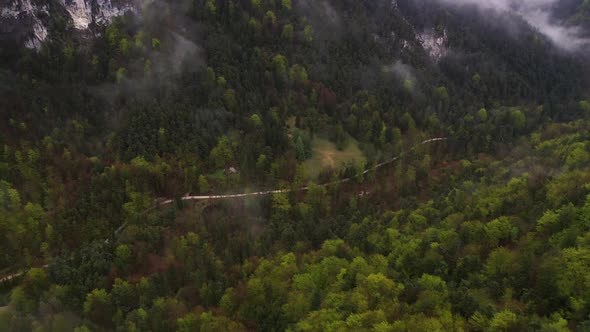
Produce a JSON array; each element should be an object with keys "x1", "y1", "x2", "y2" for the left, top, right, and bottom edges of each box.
[{"x1": 1, "y1": 0, "x2": 590, "y2": 331}]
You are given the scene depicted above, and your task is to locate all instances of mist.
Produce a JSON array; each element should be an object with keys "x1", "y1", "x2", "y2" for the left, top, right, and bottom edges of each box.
[
  {"x1": 383, "y1": 61, "x2": 415, "y2": 82},
  {"x1": 382, "y1": 61, "x2": 424, "y2": 97},
  {"x1": 434, "y1": 0, "x2": 590, "y2": 51},
  {"x1": 298, "y1": 0, "x2": 341, "y2": 27}
]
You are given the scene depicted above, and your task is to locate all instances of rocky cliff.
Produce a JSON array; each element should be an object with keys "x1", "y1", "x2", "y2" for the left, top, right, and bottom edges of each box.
[{"x1": 0, "y1": 0, "x2": 136, "y2": 48}]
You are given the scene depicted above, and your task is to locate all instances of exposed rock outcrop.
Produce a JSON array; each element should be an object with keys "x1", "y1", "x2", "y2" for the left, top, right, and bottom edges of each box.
[{"x1": 0, "y1": 0, "x2": 137, "y2": 48}]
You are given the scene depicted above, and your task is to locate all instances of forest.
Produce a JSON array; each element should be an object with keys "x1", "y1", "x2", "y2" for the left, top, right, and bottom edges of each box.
[{"x1": 1, "y1": 0, "x2": 590, "y2": 331}]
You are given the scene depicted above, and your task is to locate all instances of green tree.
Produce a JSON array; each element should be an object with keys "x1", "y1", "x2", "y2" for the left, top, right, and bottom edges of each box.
[
  {"x1": 84, "y1": 289, "x2": 113, "y2": 327},
  {"x1": 217, "y1": 76, "x2": 227, "y2": 88},
  {"x1": 271, "y1": 192, "x2": 292, "y2": 229},
  {"x1": 256, "y1": 154, "x2": 269, "y2": 173},
  {"x1": 282, "y1": 24, "x2": 294, "y2": 42},
  {"x1": 248, "y1": 18, "x2": 262, "y2": 36},
  {"x1": 63, "y1": 45, "x2": 75, "y2": 64},
  {"x1": 414, "y1": 274, "x2": 449, "y2": 315},
  {"x1": 198, "y1": 175, "x2": 210, "y2": 194},
  {"x1": 250, "y1": 0, "x2": 262, "y2": 10},
  {"x1": 111, "y1": 278, "x2": 137, "y2": 313},
  {"x1": 489, "y1": 310, "x2": 519, "y2": 332},
  {"x1": 484, "y1": 217, "x2": 518, "y2": 246},
  {"x1": 485, "y1": 248, "x2": 520, "y2": 284},
  {"x1": 210, "y1": 136, "x2": 233, "y2": 169},
  {"x1": 477, "y1": 108, "x2": 488, "y2": 122},
  {"x1": 272, "y1": 54, "x2": 288, "y2": 87},
  {"x1": 510, "y1": 109, "x2": 526, "y2": 132},
  {"x1": 151, "y1": 38, "x2": 161, "y2": 50},
  {"x1": 106, "y1": 24, "x2": 120, "y2": 48},
  {"x1": 134, "y1": 31, "x2": 145, "y2": 48},
  {"x1": 119, "y1": 38, "x2": 131, "y2": 56},
  {"x1": 23, "y1": 268, "x2": 49, "y2": 301},
  {"x1": 289, "y1": 64, "x2": 308, "y2": 85},
  {"x1": 10, "y1": 286, "x2": 36, "y2": 313},
  {"x1": 281, "y1": 0, "x2": 292, "y2": 11},
  {"x1": 205, "y1": 0, "x2": 216, "y2": 16},
  {"x1": 115, "y1": 244, "x2": 132, "y2": 272},
  {"x1": 565, "y1": 144, "x2": 589, "y2": 168},
  {"x1": 249, "y1": 114, "x2": 263, "y2": 127},
  {"x1": 177, "y1": 313, "x2": 198, "y2": 332},
  {"x1": 579, "y1": 100, "x2": 590, "y2": 113},
  {"x1": 264, "y1": 11, "x2": 277, "y2": 27},
  {"x1": 224, "y1": 89, "x2": 238, "y2": 112},
  {"x1": 220, "y1": 288, "x2": 238, "y2": 315},
  {"x1": 361, "y1": 273, "x2": 403, "y2": 310},
  {"x1": 116, "y1": 67, "x2": 127, "y2": 83},
  {"x1": 295, "y1": 136, "x2": 307, "y2": 161}
]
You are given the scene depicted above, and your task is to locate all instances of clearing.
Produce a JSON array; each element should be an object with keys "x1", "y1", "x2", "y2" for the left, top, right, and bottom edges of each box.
[{"x1": 304, "y1": 136, "x2": 366, "y2": 179}]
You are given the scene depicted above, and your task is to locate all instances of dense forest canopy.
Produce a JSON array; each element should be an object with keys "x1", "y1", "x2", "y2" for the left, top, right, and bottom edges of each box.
[{"x1": 1, "y1": 0, "x2": 590, "y2": 331}]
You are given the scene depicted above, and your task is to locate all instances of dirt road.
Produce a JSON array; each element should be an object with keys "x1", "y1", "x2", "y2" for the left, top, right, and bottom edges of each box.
[
  {"x1": 0, "y1": 137, "x2": 446, "y2": 284},
  {"x1": 160, "y1": 138, "x2": 447, "y2": 204}
]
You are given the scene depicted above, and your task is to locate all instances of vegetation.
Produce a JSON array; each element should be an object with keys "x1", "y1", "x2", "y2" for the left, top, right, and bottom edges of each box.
[
  {"x1": 303, "y1": 137, "x2": 365, "y2": 179},
  {"x1": 0, "y1": 0, "x2": 589, "y2": 331}
]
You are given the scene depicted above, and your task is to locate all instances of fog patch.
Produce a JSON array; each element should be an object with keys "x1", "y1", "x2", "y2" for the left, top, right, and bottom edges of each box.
[
  {"x1": 382, "y1": 61, "x2": 422, "y2": 96},
  {"x1": 91, "y1": 0, "x2": 205, "y2": 106},
  {"x1": 166, "y1": 32, "x2": 203, "y2": 75},
  {"x1": 297, "y1": 0, "x2": 341, "y2": 26},
  {"x1": 434, "y1": 0, "x2": 590, "y2": 51},
  {"x1": 383, "y1": 61, "x2": 414, "y2": 80},
  {"x1": 296, "y1": 0, "x2": 342, "y2": 41}
]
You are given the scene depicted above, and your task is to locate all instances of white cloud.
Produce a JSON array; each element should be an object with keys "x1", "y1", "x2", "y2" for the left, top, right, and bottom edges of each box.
[{"x1": 435, "y1": 0, "x2": 590, "y2": 51}]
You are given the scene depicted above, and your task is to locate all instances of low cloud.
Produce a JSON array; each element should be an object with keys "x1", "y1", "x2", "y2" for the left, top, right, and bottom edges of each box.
[
  {"x1": 435, "y1": 0, "x2": 590, "y2": 51},
  {"x1": 298, "y1": 0, "x2": 341, "y2": 26},
  {"x1": 92, "y1": 30, "x2": 202, "y2": 105},
  {"x1": 296, "y1": 0, "x2": 342, "y2": 41},
  {"x1": 382, "y1": 61, "x2": 422, "y2": 96},
  {"x1": 164, "y1": 32, "x2": 203, "y2": 75},
  {"x1": 383, "y1": 61, "x2": 415, "y2": 81}
]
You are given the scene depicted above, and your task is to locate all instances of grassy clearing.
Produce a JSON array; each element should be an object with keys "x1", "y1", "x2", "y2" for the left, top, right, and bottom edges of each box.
[{"x1": 304, "y1": 136, "x2": 366, "y2": 179}]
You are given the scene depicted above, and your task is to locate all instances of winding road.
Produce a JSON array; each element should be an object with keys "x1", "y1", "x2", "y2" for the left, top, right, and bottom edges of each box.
[
  {"x1": 159, "y1": 138, "x2": 447, "y2": 205},
  {"x1": 0, "y1": 137, "x2": 446, "y2": 285}
]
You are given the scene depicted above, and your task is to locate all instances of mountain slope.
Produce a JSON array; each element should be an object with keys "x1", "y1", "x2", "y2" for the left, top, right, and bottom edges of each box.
[
  {"x1": 0, "y1": 0, "x2": 136, "y2": 48},
  {"x1": 0, "y1": 0, "x2": 589, "y2": 330}
]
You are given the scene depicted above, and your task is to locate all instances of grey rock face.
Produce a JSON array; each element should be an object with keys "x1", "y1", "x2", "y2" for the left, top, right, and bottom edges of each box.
[
  {"x1": 0, "y1": 0, "x2": 137, "y2": 48},
  {"x1": 1, "y1": 0, "x2": 48, "y2": 48},
  {"x1": 61, "y1": 0, "x2": 136, "y2": 29}
]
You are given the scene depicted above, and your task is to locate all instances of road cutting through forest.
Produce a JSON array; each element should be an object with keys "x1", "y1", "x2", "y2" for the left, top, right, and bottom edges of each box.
[
  {"x1": 0, "y1": 138, "x2": 446, "y2": 285},
  {"x1": 158, "y1": 138, "x2": 447, "y2": 205}
]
